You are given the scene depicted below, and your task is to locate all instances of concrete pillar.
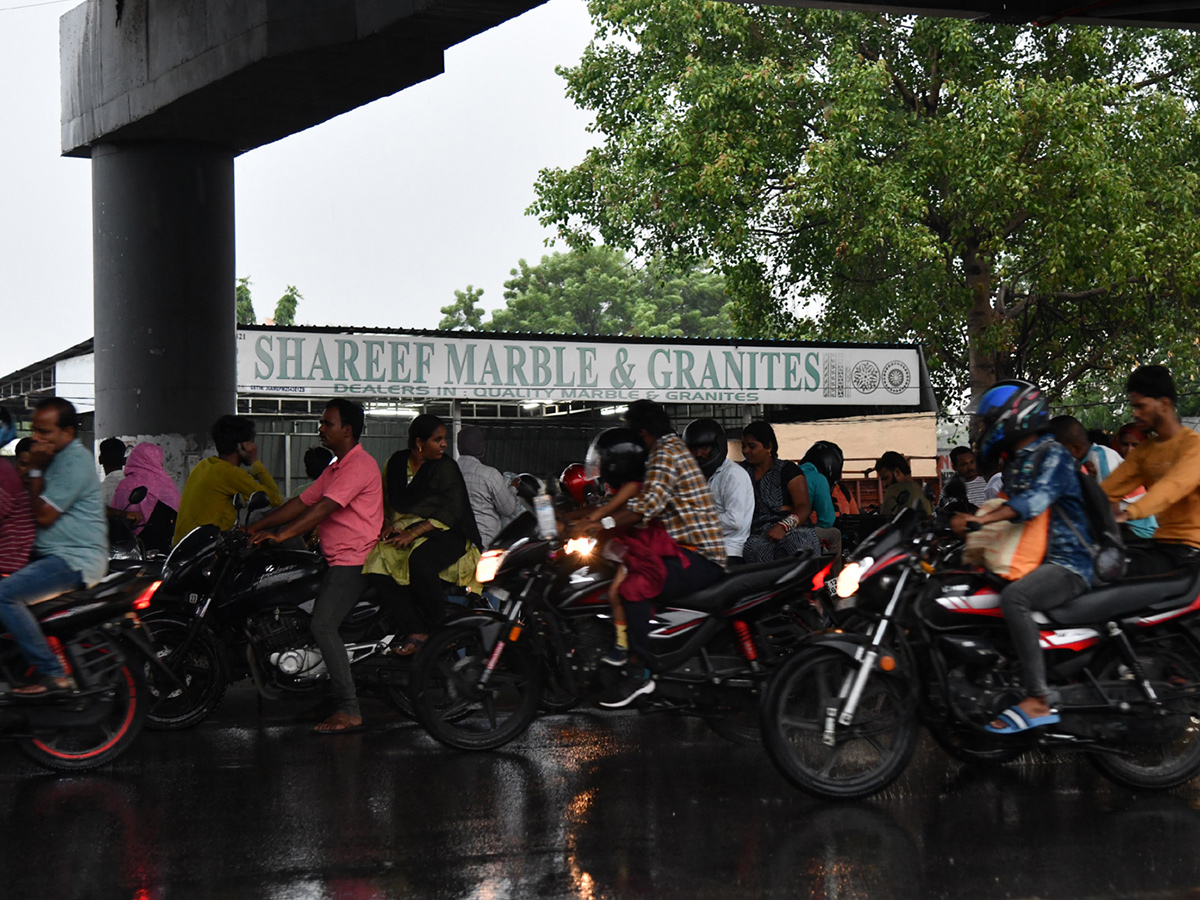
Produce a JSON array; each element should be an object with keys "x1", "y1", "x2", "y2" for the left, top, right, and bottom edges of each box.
[{"x1": 92, "y1": 141, "x2": 236, "y2": 485}]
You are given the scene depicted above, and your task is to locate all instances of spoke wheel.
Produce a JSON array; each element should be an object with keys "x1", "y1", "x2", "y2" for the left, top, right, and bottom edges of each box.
[
  {"x1": 142, "y1": 615, "x2": 228, "y2": 730},
  {"x1": 1089, "y1": 634, "x2": 1200, "y2": 790},
  {"x1": 761, "y1": 648, "x2": 917, "y2": 799},
  {"x1": 410, "y1": 623, "x2": 542, "y2": 750},
  {"x1": 19, "y1": 637, "x2": 148, "y2": 771}
]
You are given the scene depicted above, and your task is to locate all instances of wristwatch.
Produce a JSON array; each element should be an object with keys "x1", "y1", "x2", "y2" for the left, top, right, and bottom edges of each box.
[{"x1": 601, "y1": 515, "x2": 616, "y2": 530}]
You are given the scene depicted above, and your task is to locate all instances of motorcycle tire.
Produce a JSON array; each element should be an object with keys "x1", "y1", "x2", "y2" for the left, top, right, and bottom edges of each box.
[
  {"x1": 1089, "y1": 635, "x2": 1200, "y2": 790},
  {"x1": 410, "y1": 622, "x2": 543, "y2": 751},
  {"x1": 141, "y1": 614, "x2": 228, "y2": 731},
  {"x1": 761, "y1": 647, "x2": 918, "y2": 800},
  {"x1": 18, "y1": 636, "x2": 149, "y2": 772}
]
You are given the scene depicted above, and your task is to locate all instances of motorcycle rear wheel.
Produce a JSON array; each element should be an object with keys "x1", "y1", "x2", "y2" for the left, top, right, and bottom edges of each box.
[
  {"x1": 410, "y1": 623, "x2": 543, "y2": 750},
  {"x1": 19, "y1": 637, "x2": 149, "y2": 771},
  {"x1": 761, "y1": 648, "x2": 917, "y2": 799},
  {"x1": 1089, "y1": 637, "x2": 1200, "y2": 790},
  {"x1": 141, "y1": 614, "x2": 228, "y2": 731}
]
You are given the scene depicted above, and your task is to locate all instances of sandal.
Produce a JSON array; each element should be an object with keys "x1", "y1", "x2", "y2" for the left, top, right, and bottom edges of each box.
[
  {"x1": 12, "y1": 675, "x2": 77, "y2": 697},
  {"x1": 389, "y1": 635, "x2": 428, "y2": 657},
  {"x1": 312, "y1": 711, "x2": 364, "y2": 735}
]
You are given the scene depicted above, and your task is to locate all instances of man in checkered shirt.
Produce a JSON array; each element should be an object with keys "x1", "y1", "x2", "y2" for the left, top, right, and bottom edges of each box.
[{"x1": 591, "y1": 400, "x2": 726, "y2": 707}]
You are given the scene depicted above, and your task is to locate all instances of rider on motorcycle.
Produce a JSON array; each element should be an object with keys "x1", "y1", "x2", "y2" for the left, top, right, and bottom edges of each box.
[
  {"x1": 951, "y1": 380, "x2": 1094, "y2": 734},
  {"x1": 1101, "y1": 365, "x2": 1200, "y2": 576},
  {"x1": 683, "y1": 418, "x2": 754, "y2": 565}
]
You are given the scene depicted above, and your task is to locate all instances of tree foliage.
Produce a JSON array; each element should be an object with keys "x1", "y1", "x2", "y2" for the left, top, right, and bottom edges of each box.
[
  {"x1": 452, "y1": 246, "x2": 735, "y2": 337},
  {"x1": 235, "y1": 276, "x2": 256, "y2": 326},
  {"x1": 532, "y1": 2, "x2": 1200, "y2": 407},
  {"x1": 439, "y1": 285, "x2": 487, "y2": 330},
  {"x1": 274, "y1": 285, "x2": 302, "y2": 327}
]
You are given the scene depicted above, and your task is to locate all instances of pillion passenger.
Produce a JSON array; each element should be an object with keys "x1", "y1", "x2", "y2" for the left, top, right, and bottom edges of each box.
[{"x1": 683, "y1": 418, "x2": 754, "y2": 565}]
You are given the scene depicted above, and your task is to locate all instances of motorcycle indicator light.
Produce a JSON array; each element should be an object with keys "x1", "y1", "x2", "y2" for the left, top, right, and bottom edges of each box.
[
  {"x1": 810, "y1": 561, "x2": 833, "y2": 591},
  {"x1": 475, "y1": 550, "x2": 506, "y2": 584},
  {"x1": 836, "y1": 558, "x2": 871, "y2": 598},
  {"x1": 133, "y1": 580, "x2": 162, "y2": 610},
  {"x1": 878, "y1": 654, "x2": 896, "y2": 672},
  {"x1": 564, "y1": 537, "x2": 596, "y2": 557}
]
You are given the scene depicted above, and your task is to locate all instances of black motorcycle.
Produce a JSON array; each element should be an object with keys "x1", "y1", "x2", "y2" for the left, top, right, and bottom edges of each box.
[
  {"x1": 143, "y1": 493, "x2": 411, "y2": 729},
  {"x1": 0, "y1": 566, "x2": 164, "y2": 770},
  {"x1": 760, "y1": 508, "x2": 1200, "y2": 799},
  {"x1": 407, "y1": 531, "x2": 835, "y2": 750}
]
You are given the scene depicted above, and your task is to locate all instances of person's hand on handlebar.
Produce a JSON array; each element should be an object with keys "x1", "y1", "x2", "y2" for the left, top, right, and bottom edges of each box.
[
  {"x1": 950, "y1": 512, "x2": 980, "y2": 537},
  {"x1": 248, "y1": 530, "x2": 281, "y2": 546}
]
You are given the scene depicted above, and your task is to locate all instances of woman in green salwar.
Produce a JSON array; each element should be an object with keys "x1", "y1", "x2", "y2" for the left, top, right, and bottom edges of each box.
[{"x1": 363, "y1": 415, "x2": 481, "y2": 655}]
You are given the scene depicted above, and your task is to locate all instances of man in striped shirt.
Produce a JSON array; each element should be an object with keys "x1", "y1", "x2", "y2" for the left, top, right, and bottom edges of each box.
[
  {"x1": 940, "y1": 446, "x2": 988, "y2": 511},
  {"x1": 0, "y1": 409, "x2": 35, "y2": 576}
]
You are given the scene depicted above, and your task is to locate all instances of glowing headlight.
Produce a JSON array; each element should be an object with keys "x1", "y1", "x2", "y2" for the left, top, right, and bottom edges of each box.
[
  {"x1": 564, "y1": 537, "x2": 596, "y2": 557},
  {"x1": 475, "y1": 549, "x2": 506, "y2": 584},
  {"x1": 836, "y1": 557, "x2": 873, "y2": 599}
]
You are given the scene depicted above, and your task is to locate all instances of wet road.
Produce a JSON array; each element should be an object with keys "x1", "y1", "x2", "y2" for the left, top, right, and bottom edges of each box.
[{"x1": 3, "y1": 685, "x2": 1200, "y2": 900}]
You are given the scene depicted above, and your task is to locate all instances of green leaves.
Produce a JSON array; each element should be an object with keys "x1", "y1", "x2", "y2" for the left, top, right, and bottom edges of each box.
[{"x1": 533, "y1": 3, "x2": 1200, "y2": 409}]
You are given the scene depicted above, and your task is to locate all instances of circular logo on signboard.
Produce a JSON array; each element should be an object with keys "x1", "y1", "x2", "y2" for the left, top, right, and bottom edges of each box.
[
  {"x1": 882, "y1": 360, "x2": 912, "y2": 394},
  {"x1": 852, "y1": 360, "x2": 880, "y2": 394}
]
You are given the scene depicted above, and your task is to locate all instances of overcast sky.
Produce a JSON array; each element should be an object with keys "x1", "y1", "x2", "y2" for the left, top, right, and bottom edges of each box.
[{"x1": 0, "y1": 0, "x2": 598, "y2": 379}]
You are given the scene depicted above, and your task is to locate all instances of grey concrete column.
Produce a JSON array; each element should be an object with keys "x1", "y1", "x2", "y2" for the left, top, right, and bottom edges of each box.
[{"x1": 92, "y1": 141, "x2": 235, "y2": 484}]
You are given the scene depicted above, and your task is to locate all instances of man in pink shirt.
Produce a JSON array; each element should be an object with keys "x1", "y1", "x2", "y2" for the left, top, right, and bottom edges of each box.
[
  {"x1": 0, "y1": 408, "x2": 36, "y2": 575},
  {"x1": 249, "y1": 399, "x2": 383, "y2": 734}
]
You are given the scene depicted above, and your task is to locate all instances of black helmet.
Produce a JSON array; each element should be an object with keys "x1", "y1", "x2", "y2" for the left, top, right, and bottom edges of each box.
[
  {"x1": 682, "y1": 417, "x2": 727, "y2": 479},
  {"x1": 801, "y1": 441, "x2": 844, "y2": 484},
  {"x1": 970, "y1": 379, "x2": 1050, "y2": 467},
  {"x1": 515, "y1": 472, "x2": 546, "y2": 502},
  {"x1": 585, "y1": 427, "x2": 647, "y2": 490}
]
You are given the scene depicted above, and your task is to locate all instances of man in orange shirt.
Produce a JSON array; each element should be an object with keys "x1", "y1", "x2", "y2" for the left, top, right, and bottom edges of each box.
[{"x1": 1102, "y1": 365, "x2": 1200, "y2": 576}]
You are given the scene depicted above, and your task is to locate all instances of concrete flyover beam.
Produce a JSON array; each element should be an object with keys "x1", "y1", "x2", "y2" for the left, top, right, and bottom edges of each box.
[{"x1": 61, "y1": 0, "x2": 547, "y2": 157}]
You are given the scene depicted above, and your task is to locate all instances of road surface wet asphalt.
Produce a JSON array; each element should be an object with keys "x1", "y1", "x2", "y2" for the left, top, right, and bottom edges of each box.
[{"x1": 3, "y1": 684, "x2": 1200, "y2": 900}]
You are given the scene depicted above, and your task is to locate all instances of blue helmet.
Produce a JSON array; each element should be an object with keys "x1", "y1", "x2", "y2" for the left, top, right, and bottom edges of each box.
[{"x1": 970, "y1": 379, "x2": 1050, "y2": 466}]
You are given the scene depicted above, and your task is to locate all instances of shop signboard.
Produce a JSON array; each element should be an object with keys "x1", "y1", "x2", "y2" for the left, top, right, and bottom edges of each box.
[{"x1": 237, "y1": 329, "x2": 922, "y2": 406}]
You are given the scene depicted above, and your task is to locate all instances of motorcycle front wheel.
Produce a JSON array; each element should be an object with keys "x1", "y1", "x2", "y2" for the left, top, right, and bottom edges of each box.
[
  {"x1": 141, "y1": 614, "x2": 228, "y2": 730},
  {"x1": 19, "y1": 636, "x2": 149, "y2": 771},
  {"x1": 761, "y1": 648, "x2": 918, "y2": 799},
  {"x1": 1089, "y1": 634, "x2": 1200, "y2": 790},
  {"x1": 410, "y1": 623, "x2": 543, "y2": 750}
]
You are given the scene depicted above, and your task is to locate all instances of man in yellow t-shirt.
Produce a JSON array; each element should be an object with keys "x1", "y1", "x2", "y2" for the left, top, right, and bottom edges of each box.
[
  {"x1": 1102, "y1": 365, "x2": 1200, "y2": 576},
  {"x1": 172, "y1": 415, "x2": 284, "y2": 545}
]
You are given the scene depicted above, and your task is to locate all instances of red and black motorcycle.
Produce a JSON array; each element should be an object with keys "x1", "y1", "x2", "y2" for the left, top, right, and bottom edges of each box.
[
  {"x1": 407, "y1": 530, "x2": 834, "y2": 750},
  {"x1": 761, "y1": 508, "x2": 1200, "y2": 799}
]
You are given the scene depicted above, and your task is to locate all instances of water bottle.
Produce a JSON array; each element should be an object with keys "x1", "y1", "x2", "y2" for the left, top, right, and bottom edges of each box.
[{"x1": 533, "y1": 490, "x2": 557, "y2": 540}]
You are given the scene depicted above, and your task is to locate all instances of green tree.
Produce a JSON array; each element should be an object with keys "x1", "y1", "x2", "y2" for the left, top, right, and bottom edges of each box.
[
  {"x1": 481, "y1": 245, "x2": 734, "y2": 337},
  {"x1": 236, "y1": 276, "x2": 256, "y2": 326},
  {"x1": 439, "y1": 285, "x2": 486, "y2": 331},
  {"x1": 273, "y1": 285, "x2": 302, "y2": 327},
  {"x1": 532, "y1": 3, "x2": 1200, "y2": 406}
]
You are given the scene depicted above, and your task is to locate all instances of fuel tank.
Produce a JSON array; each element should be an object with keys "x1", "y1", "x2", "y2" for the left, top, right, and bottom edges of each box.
[
  {"x1": 920, "y1": 569, "x2": 1010, "y2": 631},
  {"x1": 219, "y1": 548, "x2": 327, "y2": 614}
]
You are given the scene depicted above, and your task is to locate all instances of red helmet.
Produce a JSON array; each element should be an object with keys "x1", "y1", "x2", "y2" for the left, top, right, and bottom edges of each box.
[{"x1": 560, "y1": 462, "x2": 593, "y2": 505}]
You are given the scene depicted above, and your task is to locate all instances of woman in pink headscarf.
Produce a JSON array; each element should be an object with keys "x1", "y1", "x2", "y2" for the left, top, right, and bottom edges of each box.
[{"x1": 113, "y1": 443, "x2": 182, "y2": 552}]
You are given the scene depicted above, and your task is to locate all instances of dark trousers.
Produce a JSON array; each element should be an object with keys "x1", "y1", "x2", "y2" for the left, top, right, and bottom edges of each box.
[
  {"x1": 1125, "y1": 540, "x2": 1200, "y2": 578},
  {"x1": 311, "y1": 565, "x2": 372, "y2": 717},
  {"x1": 623, "y1": 548, "x2": 725, "y2": 659},
  {"x1": 370, "y1": 529, "x2": 466, "y2": 635},
  {"x1": 1000, "y1": 563, "x2": 1089, "y2": 698}
]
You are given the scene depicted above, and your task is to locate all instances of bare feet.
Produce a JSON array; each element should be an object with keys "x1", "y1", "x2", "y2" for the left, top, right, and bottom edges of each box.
[
  {"x1": 12, "y1": 676, "x2": 75, "y2": 696},
  {"x1": 390, "y1": 634, "x2": 428, "y2": 657},
  {"x1": 312, "y1": 711, "x2": 363, "y2": 734}
]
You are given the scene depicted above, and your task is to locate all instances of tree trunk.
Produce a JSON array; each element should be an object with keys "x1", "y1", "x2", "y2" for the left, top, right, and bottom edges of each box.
[{"x1": 964, "y1": 247, "x2": 998, "y2": 402}]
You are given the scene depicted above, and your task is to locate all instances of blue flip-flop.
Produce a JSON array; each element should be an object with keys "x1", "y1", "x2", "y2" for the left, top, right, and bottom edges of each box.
[{"x1": 985, "y1": 705, "x2": 1060, "y2": 734}]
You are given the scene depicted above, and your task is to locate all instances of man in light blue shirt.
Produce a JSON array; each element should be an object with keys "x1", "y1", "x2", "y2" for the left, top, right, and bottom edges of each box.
[{"x1": 0, "y1": 397, "x2": 108, "y2": 695}]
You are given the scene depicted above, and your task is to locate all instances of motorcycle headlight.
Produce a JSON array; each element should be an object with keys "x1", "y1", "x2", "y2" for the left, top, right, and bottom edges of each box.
[
  {"x1": 836, "y1": 557, "x2": 873, "y2": 599},
  {"x1": 564, "y1": 537, "x2": 596, "y2": 557},
  {"x1": 475, "y1": 549, "x2": 507, "y2": 584}
]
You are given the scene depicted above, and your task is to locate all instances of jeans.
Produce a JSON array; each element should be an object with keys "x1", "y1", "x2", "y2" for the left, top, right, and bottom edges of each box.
[
  {"x1": 1125, "y1": 540, "x2": 1200, "y2": 578},
  {"x1": 0, "y1": 555, "x2": 82, "y2": 678},
  {"x1": 1000, "y1": 563, "x2": 1089, "y2": 698},
  {"x1": 310, "y1": 565, "x2": 372, "y2": 718}
]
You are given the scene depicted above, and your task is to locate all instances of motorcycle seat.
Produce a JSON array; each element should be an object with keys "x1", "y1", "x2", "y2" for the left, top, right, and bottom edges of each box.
[
  {"x1": 668, "y1": 556, "x2": 822, "y2": 613},
  {"x1": 1043, "y1": 569, "x2": 1199, "y2": 626},
  {"x1": 28, "y1": 569, "x2": 141, "y2": 616}
]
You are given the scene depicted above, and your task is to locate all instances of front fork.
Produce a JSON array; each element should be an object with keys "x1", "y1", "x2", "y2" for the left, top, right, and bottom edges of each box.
[{"x1": 824, "y1": 566, "x2": 911, "y2": 746}]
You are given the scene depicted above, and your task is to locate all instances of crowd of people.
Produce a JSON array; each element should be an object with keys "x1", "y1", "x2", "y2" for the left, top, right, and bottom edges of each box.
[{"x1": 0, "y1": 362, "x2": 1197, "y2": 726}]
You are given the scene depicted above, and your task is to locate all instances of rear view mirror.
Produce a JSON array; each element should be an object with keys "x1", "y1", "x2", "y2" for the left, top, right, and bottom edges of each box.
[
  {"x1": 127, "y1": 485, "x2": 148, "y2": 505},
  {"x1": 246, "y1": 491, "x2": 270, "y2": 513},
  {"x1": 232, "y1": 493, "x2": 245, "y2": 511}
]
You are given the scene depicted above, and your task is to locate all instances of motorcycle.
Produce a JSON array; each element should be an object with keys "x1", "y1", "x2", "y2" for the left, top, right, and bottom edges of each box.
[
  {"x1": 142, "y1": 492, "x2": 412, "y2": 729},
  {"x1": 406, "y1": 531, "x2": 835, "y2": 750},
  {"x1": 0, "y1": 565, "x2": 165, "y2": 770},
  {"x1": 760, "y1": 507, "x2": 1200, "y2": 799}
]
